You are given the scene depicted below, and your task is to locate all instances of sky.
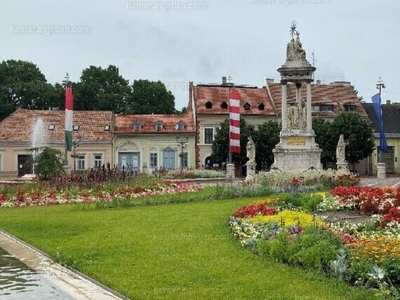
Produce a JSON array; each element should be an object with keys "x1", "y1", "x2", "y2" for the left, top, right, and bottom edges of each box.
[{"x1": 2, "y1": 0, "x2": 399, "y2": 110}]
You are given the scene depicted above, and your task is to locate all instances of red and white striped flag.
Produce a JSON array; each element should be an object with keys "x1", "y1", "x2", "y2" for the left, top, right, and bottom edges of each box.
[
  {"x1": 65, "y1": 87, "x2": 73, "y2": 151},
  {"x1": 229, "y1": 91, "x2": 240, "y2": 153}
]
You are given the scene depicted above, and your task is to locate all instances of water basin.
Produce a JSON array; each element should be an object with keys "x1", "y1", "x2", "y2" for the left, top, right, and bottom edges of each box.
[{"x1": 0, "y1": 247, "x2": 74, "y2": 299}]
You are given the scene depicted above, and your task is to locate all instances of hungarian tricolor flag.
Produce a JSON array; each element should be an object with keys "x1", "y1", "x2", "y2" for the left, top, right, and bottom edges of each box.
[
  {"x1": 229, "y1": 91, "x2": 240, "y2": 153},
  {"x1": 65, "y1": 87, "x2": 73, "y2": 151}
]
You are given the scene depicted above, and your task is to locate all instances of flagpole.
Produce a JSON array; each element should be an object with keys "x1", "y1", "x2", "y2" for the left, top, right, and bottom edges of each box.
[
  {"x1": 376, "y1": 77, "x2": 385, "y2": 163},
  {"x1": 63, "y1": 73, "x2": 70, "y2": 166},
  {"x1": 228, "y1": 76, "x2": 234, "y2": 165}
]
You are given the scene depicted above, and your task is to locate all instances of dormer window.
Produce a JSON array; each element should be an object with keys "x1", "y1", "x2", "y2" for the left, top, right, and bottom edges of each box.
[
  {"x1": 320, "y1": 105, "x2": 334, "y2": 112},
  {"x1": 205, "y1": 101, "x2": 213, "y2": 109},
  {"x1": 175, "y1": 121, "x2": 185, "y2": 131},
  {"x1": 220, "y1": 101, "x2": 228, "y2": 109},
  {"x1": 133, "y1": 121, "x2": 141, "y2": 131},
  {"x1": 312, "y1": 105, "x2": 320, "y2": 112},
  {"x1": 73, "y1": 125, "x2": 80, "y2": 131},
  {"x1": 243, "y1": 102, "x2": 251, "y2": 110},
  {"x1": 48, "y1": 124, "x2": 55, "y2": 131},
  {"x1": 155, "y1": 121, "x2": 163, "y2": 131},
  {"x1": 344, "y1": 105, "x2": 356, "y2": 112},
  {"x1": 257, "y1": 103, "x2": 265, "y2": 110},
  {"x1": 104, "y1": 125, "x2": 111, "y2": 131}
]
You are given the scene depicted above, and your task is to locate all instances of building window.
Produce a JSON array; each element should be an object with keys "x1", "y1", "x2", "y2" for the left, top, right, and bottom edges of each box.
[
  {"x1": 77, "y1": 155, "x2": 86, "y2": 170},
  {"x1": 258, "y1": 103, "x2": 265, "y2": 110},
  {"x1": 243, "y1": 102, "x2": 251, "y2": 110},
  {"x1": 175, "y1": 121, "x2": 185, "y2": 131},
  {"x1": 205, "y1": 101, "x2": 213, "y2": 109},
  {"x1": 220, "y1": 101, "x2": 228, "y2": 109},
  {"x1": 150, "y1": 153, "x2": 158, "y2": 168},
  {"x1": 312, "y1": 106, "x2": 320, "y2": 112},
  {"x1": 204, "y1": 128, "x2": 214, "y2": 144},
  {"x1": 180, "y1": 152, "x2": 188, "y2": 168},
  {"x1": 344, "y1": 105, "x2": 356, "y2": 111},
  {"x1": 133, "y1": 122, "x2": 141, "y2": 131},
  {"x1": 155, "y1": 121, "x2": 163, "y2": 131},
  {"x1": 94, "y1": 154, "x2": 102, "y2": 170},
  {"x1": 320, "y1": 105, "x2": 334, "y2": 112}
]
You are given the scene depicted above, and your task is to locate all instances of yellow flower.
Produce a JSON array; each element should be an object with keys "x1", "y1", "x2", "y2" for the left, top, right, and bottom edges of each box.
[{"x1": 249, "y1": 210, "x2": 326, "y2": 228}]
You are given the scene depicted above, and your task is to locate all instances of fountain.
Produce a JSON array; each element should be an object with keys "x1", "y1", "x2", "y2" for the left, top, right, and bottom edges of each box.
[
  {"x1": 31, "y1": 118, "x2": 48, "y2": 173},
  {"x1": 20, "y1": 118, "x2": 48, "y2": 181}
]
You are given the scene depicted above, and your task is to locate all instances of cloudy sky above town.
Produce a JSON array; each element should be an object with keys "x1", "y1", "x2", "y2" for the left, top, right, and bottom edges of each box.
[{"x1": 2, "y1": 0, "x2": 399, "y2": 109}]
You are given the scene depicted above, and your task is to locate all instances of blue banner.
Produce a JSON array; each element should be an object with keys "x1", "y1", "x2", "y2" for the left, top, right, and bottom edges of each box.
[{"x1": 371, "y1": 93, "x2": 388, "y2": 152}]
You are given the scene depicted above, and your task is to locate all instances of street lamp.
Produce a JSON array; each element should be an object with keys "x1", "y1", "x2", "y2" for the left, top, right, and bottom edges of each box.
[
  {"x1": 176, "y1": 136, "x2": 189, "y2": 171},
  {"x1": 71, "y1": 135, "x2": 82, "y2": 171},
  {"x1": 376, "y1": 77, "x2": 385, "y2": 163}
]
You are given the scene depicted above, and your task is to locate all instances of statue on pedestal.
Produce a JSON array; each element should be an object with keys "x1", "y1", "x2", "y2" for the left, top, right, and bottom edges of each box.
[
  {"x1": 246, "y1": 137, "x2": 256, "y2": 163},
  {"x1": 336, "y1": 134, "x2": 346, "y2": 163},
  {"x1": 301, "y1": 101, "x2": 307, "y2": 129},
  {"x1": 287, "y1": 104, "x2": 299, "y2": 130}
]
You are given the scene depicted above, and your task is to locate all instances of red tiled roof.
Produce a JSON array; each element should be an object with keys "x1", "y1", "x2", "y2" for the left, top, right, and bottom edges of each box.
[
  {"x1": 194, "y1": 85, "x2": 276, "y2": 116},
  {"x1": 0, "y1": 109, "x2": 113, "y2": 142},
  {"x1": 267, "y1": 82, "x2": 368, "y2": 117},
  {"x1": 114, "y1": 111, "x2": 195, "y2": 134}
]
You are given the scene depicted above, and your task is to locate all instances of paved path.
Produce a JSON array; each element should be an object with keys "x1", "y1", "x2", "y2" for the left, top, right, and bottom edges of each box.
[{"x1": 359, "y1": 175, "x2": 400, "y2": 187}]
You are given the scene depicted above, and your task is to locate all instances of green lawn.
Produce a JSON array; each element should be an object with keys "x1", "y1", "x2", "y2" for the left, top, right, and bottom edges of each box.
[{"x1": 0, "y1": 198, "x2": 380, "y2": 300}]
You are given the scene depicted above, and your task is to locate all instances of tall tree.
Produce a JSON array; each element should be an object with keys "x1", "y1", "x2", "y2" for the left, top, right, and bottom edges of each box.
[
  {"x1": 331, "y1": 112, "x2": 375, "y2": 169},
  {"x1": 253, "y1": 121, "x2": 281, "y2": 168},
  {"x1": 312, "y1": 117, "x2": 336, "y2": 167},
  {"x1": 313, "y1": 113, "x2": 374, "y2": 170},
  {"x1": 130, "y1": 79, "x2": 176, "y2": 114},
  {"x1": 211, "y1": 118, "x2": 254, "y2": 165},
  {"x1": 74, "y1": 65, "x2": 131, "y2": 112},
  {"x1": 0, "y1": 59, "x2": 58, "y2": 121}
]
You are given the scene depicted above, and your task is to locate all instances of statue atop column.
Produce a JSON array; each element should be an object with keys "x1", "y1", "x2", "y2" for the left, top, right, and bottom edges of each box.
[{"x1": 286, "y1": 21, "x2": 307, "y2": 62}]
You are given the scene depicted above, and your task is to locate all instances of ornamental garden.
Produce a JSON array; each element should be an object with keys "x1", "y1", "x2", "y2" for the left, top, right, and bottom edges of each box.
[{"x1": 0, "y1": 169, "x2": 399, "y2": 299}]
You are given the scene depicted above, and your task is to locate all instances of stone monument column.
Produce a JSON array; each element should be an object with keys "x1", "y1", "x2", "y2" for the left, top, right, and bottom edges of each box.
[
  {"x1": 281, "y1": 83, "x2": 288, "y2": 131},
  {"x1": 306, "y1": 82, "x2": 312, "y2": 132},
  {"x1": 271, "y1": 21, "x2": 322, "y2": 171},
  {"x1": 296, "y1": 83, "x2": 302, "y2": 129}
]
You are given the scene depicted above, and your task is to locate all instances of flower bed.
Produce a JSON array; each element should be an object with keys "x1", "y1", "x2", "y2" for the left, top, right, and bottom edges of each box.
[
  {"x1": 229, "y1": 188, "x2": 400, "y2": 297},
  {"x1": 0, "y1": 181, "x2": 204, "y2": 208},
  {"x1": 248, "y1": 169, "x2": 360, "y2": 192}
]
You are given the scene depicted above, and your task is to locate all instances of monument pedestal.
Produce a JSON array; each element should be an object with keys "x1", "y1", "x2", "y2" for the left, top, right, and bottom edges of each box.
[
  {"x1": 245, "y1": 162, "x2": 256, "y2": 180},
  {"x1": 272, "y1": 130, "x2": 322, "y2": 171},
  {"x1": 62, "y1": 164, "x2": 70, "y2": 175},
  {"x1": 336, "y1": 162, "x2": 349, "y2": 172},
  {"x1": 226, "y1": 163, "x2": 235, "y2": 180},
  {"x1": 377, "y1": 163, "x2": 386, "y2": 179}
]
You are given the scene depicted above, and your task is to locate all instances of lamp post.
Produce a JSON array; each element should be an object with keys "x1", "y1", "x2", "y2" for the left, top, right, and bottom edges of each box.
[
  {"x1": 72, "y1": 135, "x2": 82, "y2": 171},
  {"x1": 176, "y1": 136, "x2": 189, "y2": 172},
  {"x1": 376, "y1": 77, "x2": 385, "y2": 164}
]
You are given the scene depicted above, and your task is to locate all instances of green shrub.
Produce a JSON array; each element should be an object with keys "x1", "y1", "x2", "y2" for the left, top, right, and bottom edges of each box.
[{"x1": 257, "y1": 226, "x2": 341, "y2": 275}]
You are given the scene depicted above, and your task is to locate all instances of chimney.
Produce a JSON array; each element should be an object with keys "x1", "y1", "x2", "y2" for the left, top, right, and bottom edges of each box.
[
  {"x1": 316, "y1": 80, "x2": 321, "y2": 84},
  {"x1": 265, "y1": 78, "x2": 274, "y2": 83},
  {"x1": 222, "y1": 76, "x2": 227, "y2": 84},
  {"x1": 189, "y1": 81, "x2": 193, "y2": 103},
  {"x1": 386, "y1": 100, "x2": 391, "y2": 105}
]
